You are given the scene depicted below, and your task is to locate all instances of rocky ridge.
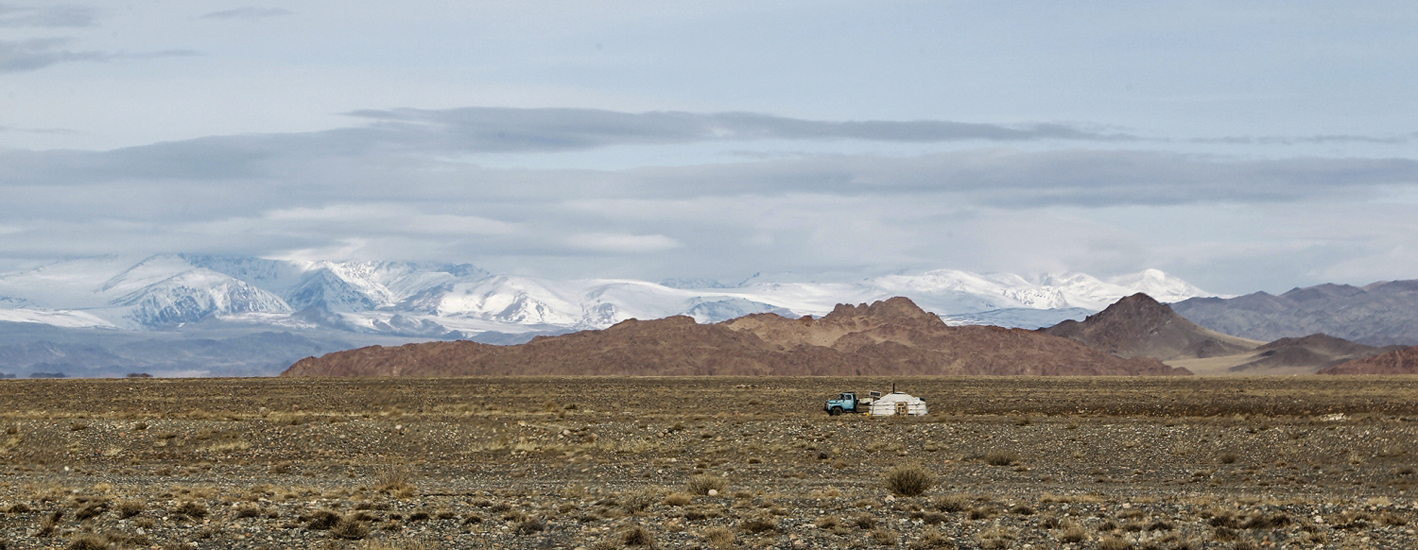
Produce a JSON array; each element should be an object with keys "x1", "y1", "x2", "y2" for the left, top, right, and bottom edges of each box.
[
  {"x1": 1231, "y1": 334, "x2": 1402, "y2": 373},
  {"x1": 282, "y1": 297, "x2": 1187, "y2": 377},
  {"x1": 1320, "y1": 345, "x2": 1418, "y2": 374}
]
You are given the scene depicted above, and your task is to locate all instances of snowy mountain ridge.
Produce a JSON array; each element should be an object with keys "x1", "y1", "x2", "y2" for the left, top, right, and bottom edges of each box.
[{"x1": 0, "y1": 255, "x2": 1220, "y2": 338}]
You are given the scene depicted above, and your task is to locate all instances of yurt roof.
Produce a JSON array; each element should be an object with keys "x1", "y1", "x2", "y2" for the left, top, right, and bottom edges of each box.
[{"x1": 874, "y1": 392, "x2": 922, "y2": 403}]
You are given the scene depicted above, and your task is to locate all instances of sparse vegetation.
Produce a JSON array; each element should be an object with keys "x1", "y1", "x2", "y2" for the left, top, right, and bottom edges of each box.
[
  {"x1": 984, "y1": 450, "x2": 1021, "y2": 466},
  {"x1": 331, "y1": 516, "x2": 370, "y2": 540},
  {"x1": 884, "y1": 464, "x2": 935, "y2": 496},
  {"x1": 375, "y1": 465, "x2": 417, "y2": 497},
  {"x1": 870, "y1": 528, "x2": 898, "y2": 545},
  {"x1": 740, "y1": 516, "x2": 778, "y2": 534},
  {"x1": 701, "y1": 525, "x2": 736, "y2": 548},
  {"x1": 1, "y1": 376, "x2": 1416, "y2": 548},
  {"x1": 622, "y1": 524, "x2": 655, "y2": 546},
  {"x1": 686, "y1": 474, "x2": 727, "y2": 495}
]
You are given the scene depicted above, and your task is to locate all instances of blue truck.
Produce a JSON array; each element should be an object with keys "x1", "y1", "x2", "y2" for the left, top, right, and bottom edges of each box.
[{"x1": 823, "y1": 391, "x2": 880, "y2": 415}]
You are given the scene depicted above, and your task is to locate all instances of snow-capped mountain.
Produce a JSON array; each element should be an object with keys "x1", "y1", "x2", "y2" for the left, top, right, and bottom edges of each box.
[{"x1": 0, "y1": 255, "x2": 1222, "y2": 338}]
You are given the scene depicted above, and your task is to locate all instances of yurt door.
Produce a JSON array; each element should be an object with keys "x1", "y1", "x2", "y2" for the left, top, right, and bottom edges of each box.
[{"x1": 896, "y1": 402, "x2": 908, "y2": 415}]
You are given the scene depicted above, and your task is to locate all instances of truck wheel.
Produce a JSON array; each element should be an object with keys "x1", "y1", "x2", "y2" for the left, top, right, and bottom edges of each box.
[{"x1": 829, "y1": 407, "x2": 842, "y2": 416}]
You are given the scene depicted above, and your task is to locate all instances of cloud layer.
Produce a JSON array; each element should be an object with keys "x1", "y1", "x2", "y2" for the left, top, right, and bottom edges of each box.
[
  {"x1": 2, "y1": 107, "x2": 1415, "y2": 292},
  {"x1": 0, "y1": 4, "x2": 97, "y2": 28}
]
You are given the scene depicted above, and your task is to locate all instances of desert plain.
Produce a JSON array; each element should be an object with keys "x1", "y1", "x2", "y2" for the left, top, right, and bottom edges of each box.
[{"x1": 3, "y1": 376, "x2": 1418, "y2": 550}]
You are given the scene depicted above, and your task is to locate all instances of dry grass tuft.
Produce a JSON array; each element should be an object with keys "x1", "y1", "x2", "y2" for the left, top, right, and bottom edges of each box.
[
  {"x1": 740, "y1": 516, "x2": 778, "y2": 534},
  {"x1": 686, "y1": 474, "x2": 727, "y2": 495},
  {"x1": 622, "y1": 523, "x2": 656, "y2": 547},
  {"x1": 331, "y1": 516, "x2": 370, "y2": 540},
  {"x1": 914, "y1": 527, "x2": 956, "y2": 549},
  {"x1": 74, "y1": 502, "x2": 105, "y2": 521},
  {"x1": 171, "y1": 501, "x2": 208, "y2": 519},
  {"x1": 1097, "y1": 536, "x2": 1132, "y2": 550},
  {"x1": 515, "y1": 517, "x2": 546, "y2": 535},
  {"x1": 984, "y1": 450, "x2": 1021, "y2": 466},
  {"x1": 38, "y1": 510, "x2": 63, "y2": 537},
  {"x1": 932, "y1": 494, "x2": 970, "y2": 512},
  {"x1": 871, "y1": 528, "x2": 898, "y2": 546},
  {"x1": 702, "y1": 525, "x2": 736, "y2": 548},
  {"x1": 884, "y1": 464, "x2": 935, "y2": 496},
  {"x1": 64, "y1": 534, "x2": 109, "y2": 550},
  {"x1": 621, "y1": 488, "x2": 660, "y2": 512},
  {"x1": 304, "y1": 510, "x2": 342, "y2": 530},
  {"x1": 375, "y1": 465, "x2": 418, "y2": 497},
  {"x1": 117, "y1": 500, "x2": 144, "y2": 519}
]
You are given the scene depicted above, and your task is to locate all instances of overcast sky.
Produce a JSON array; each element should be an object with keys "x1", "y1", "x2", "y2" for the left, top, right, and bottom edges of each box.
[{"x1": 2, "y1": 1, "x2": 1416, "y2": 294}]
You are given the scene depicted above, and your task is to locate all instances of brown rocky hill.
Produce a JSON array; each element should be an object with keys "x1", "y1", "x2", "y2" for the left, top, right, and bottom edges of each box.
[
  {"x1": 1040, "y1": 293, "x2": 1259, "y2": 361},
  {"x1": 1229, "y1": 334, "x2": 1402, "y2": 373},
  {"x1": 282, "y1": 297, "x2": 1188, "y2": 377},
  {"x1": 1319, "y1": 346, "x2": 1418, "y2": 374}
]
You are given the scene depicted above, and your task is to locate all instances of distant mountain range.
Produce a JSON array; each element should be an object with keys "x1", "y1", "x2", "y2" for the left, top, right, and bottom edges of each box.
[
  {"x1": 4, "y1": 253, "x2": 1416, "y2": 377},
  {"x1": 1043, "y1": 293, "x2": 1405, "y2": 375},
  {"x1": 0, "y1": 254, "x2": 1212, "y2": 337},
  {"x1": 1171, "y1": 280, "x2": 1418, "y2": 346}
]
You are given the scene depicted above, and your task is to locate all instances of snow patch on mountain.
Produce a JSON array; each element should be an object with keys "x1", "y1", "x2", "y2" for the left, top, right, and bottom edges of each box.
[
  {"x1": 0, "y1": 308, "x2": 117, "y2": 328},
  {"x1": 941, "y1": 308, "x2": 1093, "y2": 330},
  {"x1": 115, "y1": 269, "x2": 292, "y2": 328},
  {"x1": 0, "y1": 255, "x2": 1221, "y2": 335},
  {"x1": 684, "y1": 298, "x2": 795, "y2": 324}
]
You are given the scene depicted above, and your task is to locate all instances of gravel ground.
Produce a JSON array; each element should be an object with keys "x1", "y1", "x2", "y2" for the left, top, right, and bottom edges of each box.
[{"x1": 2, "y1": 376, "x2": 1417, "y2": 549}]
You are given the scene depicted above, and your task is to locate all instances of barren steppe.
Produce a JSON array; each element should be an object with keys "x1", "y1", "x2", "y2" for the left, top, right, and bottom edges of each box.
[{"x1": 3, "y1": 377, "x2": 1418, "y2": 550}]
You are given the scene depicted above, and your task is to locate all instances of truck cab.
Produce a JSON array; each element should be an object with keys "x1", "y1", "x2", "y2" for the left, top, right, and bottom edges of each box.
[{"x1": 824, "y1": 391, "x2": 879, "y2": 415}]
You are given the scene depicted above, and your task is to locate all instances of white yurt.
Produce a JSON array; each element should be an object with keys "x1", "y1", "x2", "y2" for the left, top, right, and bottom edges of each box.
[{"x1": 868, "y1": 392, "x2": 928, "y2": 416}]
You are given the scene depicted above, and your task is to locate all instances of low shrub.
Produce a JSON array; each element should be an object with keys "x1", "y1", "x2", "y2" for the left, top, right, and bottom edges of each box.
[
  {"x1": 1098, "y1": 536, "x2": 1132, "y2": 550},
  {"x1": 515, "y1": 517, "x2": 546, "y2": 535},
  {"x1": 984, "y1": 450, "x2": 1020, "y2": 466},
  {"x1": 171, "y1": 501, "x2": 208, "y2": 519},
  {"x1": 686, "y1": 474, "x2": 727, "y2": 495},
  {"x1": 884, "y1": 464, "x2": 935, "y2": 497},
  {"x1": 331, "y1": 517, "x2": 370, "y2": 540},
  {"x1": 622, "y1": 524, "x2": 655, "y2": 546},
  {"x1": 740, "y1": 517, "x2": 777, "y2": 534},
  {"x1": 64, "y1": 535, "x2": 108, "y2": 550},
  {"x1": 663, "y1": 493, "x2": 692, "y2": 506},
  {"x1": 871, "y1": 528, "x2": 898, "y2": 546},
  {"x1": 304, "y1": 510, "x2": 341, "y2": 530},
  {"x1": 74, "y1": 503, "x2": 105, "y2": 521},
  {"x1": 117, "y1": 500, "x2": 144, "y2": 519},
  {"x1": 932, "y1": 494, "x2": 970, "y2": 512},
  {"x1": 702, "y1": 525, "x2": 736, "y2": 547}
]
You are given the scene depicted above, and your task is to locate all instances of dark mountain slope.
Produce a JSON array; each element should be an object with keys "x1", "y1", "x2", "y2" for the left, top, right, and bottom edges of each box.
[
  {"x1": 1172, "y1": 280, "x2": 1418, "y2": 346},
  {"x1": 283, "y1": 297, "x2": 1188, "y2": 377},
  {"x1": 1040, "y1": 293, "x2": 1258, "y2": 361}
]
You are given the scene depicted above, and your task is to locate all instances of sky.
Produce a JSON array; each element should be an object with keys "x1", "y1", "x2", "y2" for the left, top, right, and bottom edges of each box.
[{"x1": 2, "y1": 1, "x2": 1416, "y2": 295}]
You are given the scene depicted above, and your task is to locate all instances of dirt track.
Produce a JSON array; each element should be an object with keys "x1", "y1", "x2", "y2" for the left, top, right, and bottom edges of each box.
[{"x1": 3, "y1": 376, "x2": 1417, "y2": 549}]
